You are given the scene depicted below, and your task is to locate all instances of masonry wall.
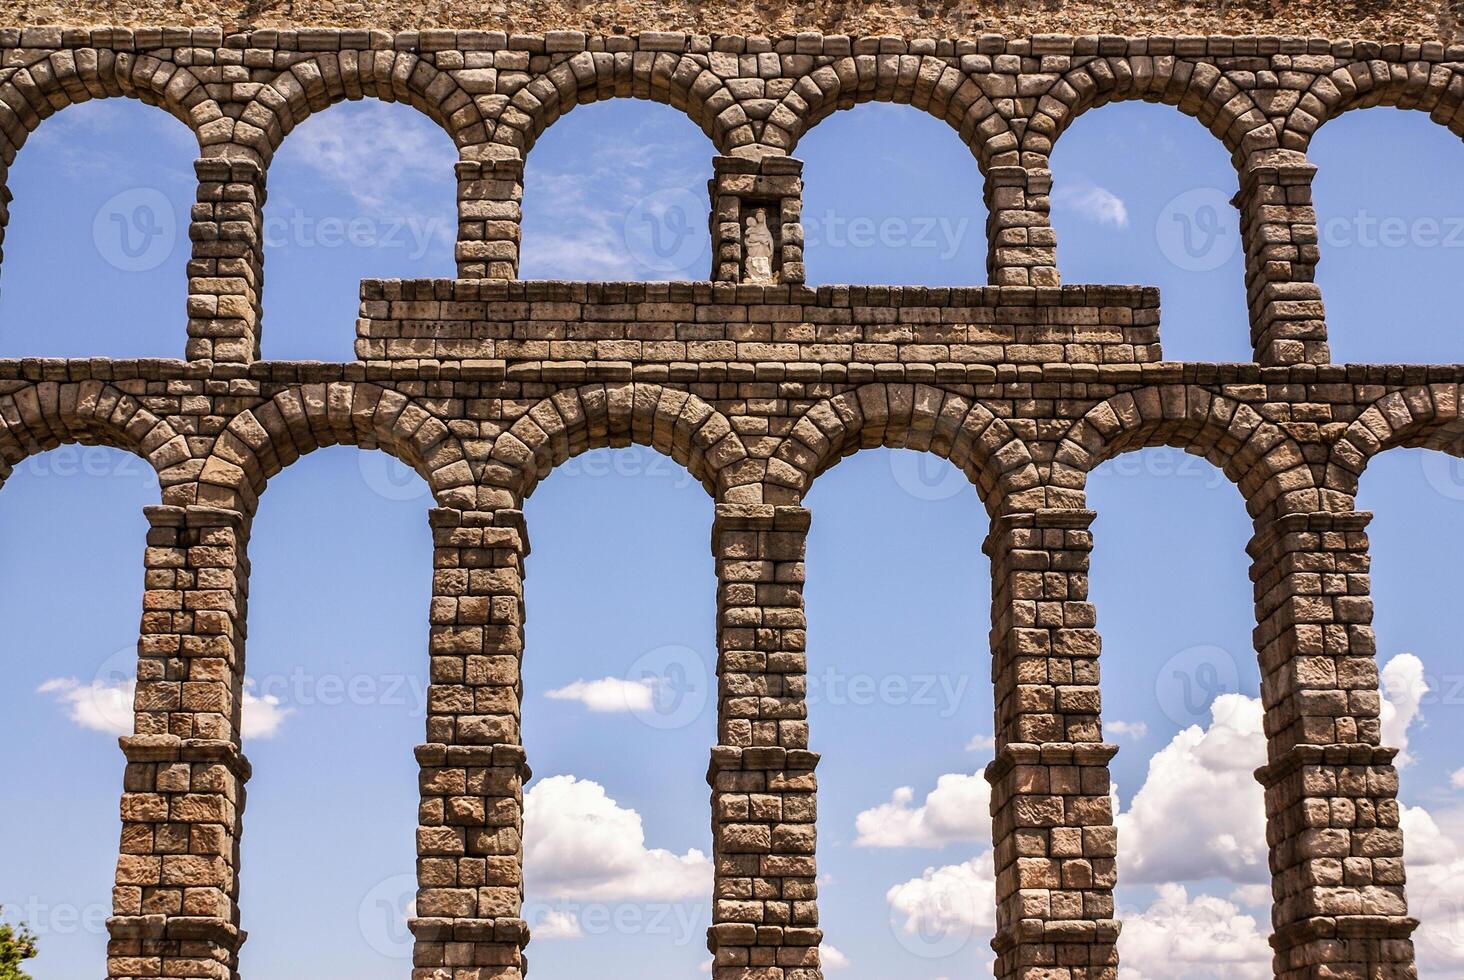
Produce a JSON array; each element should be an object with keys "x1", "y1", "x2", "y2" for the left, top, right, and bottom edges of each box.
[{"x1": 1, "y1": 18, "x2": 1461, "y2": 980}]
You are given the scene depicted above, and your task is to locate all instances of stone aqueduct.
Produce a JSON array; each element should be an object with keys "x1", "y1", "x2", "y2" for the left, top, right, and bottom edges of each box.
[{"x1": 2, "y1": 16, "x2": 1464, "y2": 980}]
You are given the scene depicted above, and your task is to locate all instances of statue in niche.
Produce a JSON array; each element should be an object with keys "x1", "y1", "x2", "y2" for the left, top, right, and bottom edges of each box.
[{"x1": 744, "y1": 208, "x2": 776, "y2": 282}]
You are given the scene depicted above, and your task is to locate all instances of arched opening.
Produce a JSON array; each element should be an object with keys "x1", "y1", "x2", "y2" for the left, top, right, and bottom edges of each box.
[
  {"x1": 519, "y1": 100, "x2": 715, "y2": 282},
  {"x1": 0, "y1": 445, "x2": 158, "y2": 975},
  {"x1": 0, "y1": 99, "x2": 195, "y2": 358},
  {"x1": 1355, "y1": 445, "x2": 1464, "y2": 978},
  {"x1": 236, "y1": 446, "x2": 431, "y2": 974},
  {"x1": 798, "y1": 104, "x2": 987, "y2": 286},
  {"x1": 1086, "y1": 447, "x2": 1272, "y2": 978},
  {"x1": 519, "y1": 446, "x2": 716, "y2": 974},
  {"x1": 803, "y1": 447, "x2": 994, "y2": 974},
  {"x1": 261, "y1": 100, "x2": 457, "y2": 361},
  {"x1": 1310, "y1": 108, "x2": 1464, "y2": 364},
  {"x1": 1050, "y1": 101, "x2": 1250, "y2": 362}
]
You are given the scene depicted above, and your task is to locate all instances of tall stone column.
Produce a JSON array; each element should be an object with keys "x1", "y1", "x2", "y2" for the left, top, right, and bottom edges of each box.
[
  {"x1": 709, "y1": 156, "x2": 805, "y2": 285},
  {"x1": 457, "y1": 159, "x2": 523, "y2": 280},
  {"x1": 109, "y1": 504, "x2": 252, "y2": 980},
  {"x1": 412, "y1": 507, "x2": 531, "y2": 979},
  {"x1": 707, "y1": 503, "x2": 821, "y2": 980},
  {"x1": 1237, "y1": 149, "x2": 1330, "y2": 366},
  {"x1": 187, "y1": 158, "x2": 265, "y2": 364},
  {"x1": 987, "y1": 163, "x2": 1057, "y2": 287},
  {"x1": 1248, "y1": 511, "x2": 1417, "y2": 977},
  {"x1": 984, "y1": 509, "x2": 1118, "y2": 980}
]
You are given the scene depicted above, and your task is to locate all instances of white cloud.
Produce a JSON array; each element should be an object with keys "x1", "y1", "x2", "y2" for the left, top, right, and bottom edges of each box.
[
  {"x1": 1228, "y1": 884, "x2": 1271, "y2": 908},
  {"x1": 524, "y1": 775, "x2": 711, "y2": 901},
  {"x1": 1117, "y1": 884, "x2": 1271, "y2": 979},
  {"x1": 1451, "y1": 767, "x2": 1464, "y2": 790},
  {"x1": 854, "y1": 773, "x2": 991, "y2": 848},
  {"x1": 1054, "y1": 182, "x2": 1130, "y2": 228},
  {"x1": 1380, "y1": 653, "x2": 1427, "y2": 767},
  {"x1": 241, "y1": 681, "x2": 291, "y2": 739},
  {"x1": 820, "y1": 943, "x2": 850, "y2": 969},
  {"x1": 964, "y1": 733, "x2": 996, "y2": 752},
  {"x1": 545, "y1": 676, "x2": 656, "y2": 713},
  {"x1": 886, "y1": 852, "x2": 997, "y2": 947},
  {"x1": 530, "y1": 908, "x2": 583, "y2": 940},
  {"x1": 1115, "y1": 693, "x2": 1269, "y2": 885},
  {"x1": 1107, "y1": 719, "x2": 1149, "y2": 739},
  {"x1": 282, "y1": 103, "x2": 457, "y2": 212},
  {"x1": 40, "y1": 675, "x2": 290, "y2": 739}
]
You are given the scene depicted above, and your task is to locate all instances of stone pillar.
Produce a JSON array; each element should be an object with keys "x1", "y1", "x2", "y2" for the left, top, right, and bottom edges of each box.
[
  {"x1": 187, "y1": 158, "x2": 265, "y2": 364},
  {"x1": 709, "y1": 156, "x2": 804, "y2": 285},
  {"x1": 1237, "y1": 150, "x2": 1330, "y2": 366},
  {"x1": 984, "y1": 509, "x2": 1118, "y2": 980},
  {"x1": 109, "y1": 505, "x2": 252, "y2": 980},
  {"x1": 412, "y1": 507, "x2": 531, "y2": 980},
  {"x1": 987, "y1": 163, "x2": 1057, "y2": 287},
  {"x1": 457, "y1": 159, "x2": 523, "y2": 279},
  {"x1": 707, "y1": 503, "x2": 821, "y2": 980},
  {"x1": 1247, "y1": 511, "x2": 1417, "y2": 978}
]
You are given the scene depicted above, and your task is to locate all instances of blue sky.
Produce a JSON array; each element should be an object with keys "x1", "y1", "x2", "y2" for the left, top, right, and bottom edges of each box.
[{"x1": 1, "y1": 94, "x2": 1463, "y2": 980}]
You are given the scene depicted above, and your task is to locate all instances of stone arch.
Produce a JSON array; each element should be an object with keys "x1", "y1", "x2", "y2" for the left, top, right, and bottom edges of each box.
[
  {"x1": 1052, "y1": 385, "x2": 1319, "y2": 519},
  {"x1": 776, "y1": 58, "x2": 1010, "y2": 167},
  {"x1": 0, "y1": 50, "x2": 219, "y2": 170},
  {"x1": 237, "y1": 53, "x2": 483, "y2": 163},
  {"x1": 489, "y1": 52, "x2": 736, "y2": 158},
  {"x1": 197, "y1": 383, "x2": 475, "y2": 513},
  {"x1": 0, "y1": 381, "x2": 190, "y2": 491},
  {"x1": 484, "y1": 383, "x2": 756, "y2": 502},
  {"x1": 1324, "y1": 383, "x2": 1464, "y2": 498},
  {"x1": 1286, "y1": 61, "x2": 1464, "y2": 151},
  {"x1": 770, "y1": 383, "x2": 1041, "y2": 513},
  {"x1": 1031, "y1": 57, "x2": 1278, "y2": 163}
]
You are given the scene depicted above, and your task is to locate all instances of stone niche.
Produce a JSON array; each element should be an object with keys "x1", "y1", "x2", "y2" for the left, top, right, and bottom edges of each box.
[{"x1": 709, "y1": 156, "x2": 805, "y2": 284}]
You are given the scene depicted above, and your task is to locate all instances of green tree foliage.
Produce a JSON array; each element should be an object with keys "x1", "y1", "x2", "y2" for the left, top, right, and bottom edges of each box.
[{"x1": 0, "y1": 922, "x2": 37, "y2": 980}]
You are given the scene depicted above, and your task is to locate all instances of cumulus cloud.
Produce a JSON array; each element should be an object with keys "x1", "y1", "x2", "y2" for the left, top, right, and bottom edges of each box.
[
  {"x1": 1115, "y1": 693, "x2": 1269, "y2": 885},
  {"x1": 819, "y1": 943, "x2": 850, "y2": 969},
  {"x1": 1107, "y1": 719, "x2": 1150, "y2": 739},
  {"x1": 1380, "y1": 653, "x2": 1427, "y2": 767},
  {"x1": 854, "y1": 773, "x2": 991, "y2": 848},
  {"x1": 524, "y1": 775, "x2": 711, "y2": 901},
  {"x1": 1054, "y1": 182, "x2": 1130, "y2": 228},
  {"x1": 40, "y1": 676, "x2": 290, "y2": 739},
  {"x1": 530, "y1": 908, "x2": 584, "y2": 939},
  {"x1": 886, "y1": 852, "x2": 997, "y2": 946},
  {"x1": 283, "y1": 104, "x2": 457, "y2": 211},
  {"x1": 545, "y1": 676, "x2": 656, "y2": 713},
  {"x1": 1117, "y1": 884, "x2": 1271, "y2": 979},
  {"x1": 965, "y1": 733, "x2": 996, "y2": 752}
]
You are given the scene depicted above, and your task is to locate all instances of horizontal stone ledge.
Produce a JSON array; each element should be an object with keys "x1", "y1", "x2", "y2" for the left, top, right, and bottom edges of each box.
[
  {"x1": 712, "y1": 503, "x2": 811, "y2": 533},
  {"x1": 1246, "y1": 509, "x2": 1373, "y2": 562},
  {"x1": 1271, "y1": 914, "x2": 1420, "y2": 948},
  {"x1": 119, "y1": 734, "x2": 252, "y2": 779},
  {"x1": 706, "y1": 922, "x2": 823, "y2": 949},
  {"x1": 708, "y1": 744, "x2": 821, "y2": 774},
  {"x1": 106, "y1": 914, "x2": 242, "y2": 947},
  {"x1": 1253, "y1": 742, "x2": 1400, "y2": 788},
  {"x1": 142, "y1": 503, "x2": 248, "y2": 529},
  {"x1": 984, "y1": 742, "x2": 1119, "y2": 783},
  {"x1": 414, "y1": 742, "x2": 529, "y2": 774},
  {"x1": 408, "y1": 916, "x2": 529, "y2": 946},
  {"x1": 990, "y1": 917, "x2": 1121, "y2": 952}
]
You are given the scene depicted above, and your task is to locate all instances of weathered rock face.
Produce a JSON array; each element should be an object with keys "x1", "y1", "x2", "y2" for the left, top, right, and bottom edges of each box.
[
  {"x1": 0, "y1": 12, "x2": 1450, "y2": 980},
  {"x1": 0, "y1": 0, "x2": 1458, "y2": 42}
]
